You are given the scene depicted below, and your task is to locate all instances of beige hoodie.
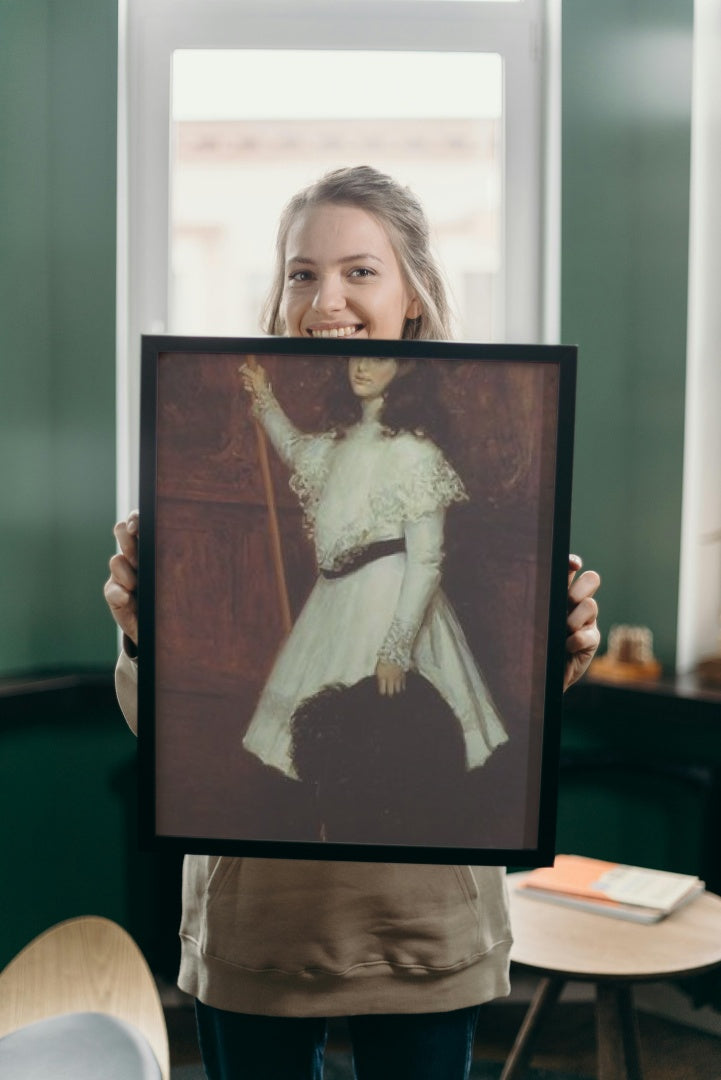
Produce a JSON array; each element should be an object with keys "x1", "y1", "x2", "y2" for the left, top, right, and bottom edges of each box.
[{"x1": 116, "y1": 651, "x2": 512, "y2": 1016}]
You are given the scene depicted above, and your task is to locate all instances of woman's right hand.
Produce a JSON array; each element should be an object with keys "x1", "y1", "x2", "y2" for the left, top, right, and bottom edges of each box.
[{"x1": 104, "y1": 510, "x2": 139, "y2": 646}]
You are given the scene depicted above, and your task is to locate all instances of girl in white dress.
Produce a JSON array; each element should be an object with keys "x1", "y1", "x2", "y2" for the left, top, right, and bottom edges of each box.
[{"x1": 239, "y1": 353, "x2": 508, "y2": 782}]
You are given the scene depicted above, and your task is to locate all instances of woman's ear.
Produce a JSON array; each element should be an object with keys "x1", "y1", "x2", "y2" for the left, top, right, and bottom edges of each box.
[{"x1": 406, "y1": 296, "x2": 423, "y2": 320}]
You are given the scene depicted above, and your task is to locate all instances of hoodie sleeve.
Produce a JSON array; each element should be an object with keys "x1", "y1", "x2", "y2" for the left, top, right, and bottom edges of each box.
[{"x1": 115, "y1": 647, "x2": 139, "y2": 736}]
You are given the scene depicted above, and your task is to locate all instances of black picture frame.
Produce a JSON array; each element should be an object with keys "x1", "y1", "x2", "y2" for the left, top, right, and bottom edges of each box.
[{"x1": 138, "y1": 335, "x2": 576, "y2": 865}]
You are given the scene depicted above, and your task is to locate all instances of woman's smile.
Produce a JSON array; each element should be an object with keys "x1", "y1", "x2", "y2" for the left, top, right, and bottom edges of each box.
[{"x1": 308, "y1": 323, "x2": 364, "y2": 339}]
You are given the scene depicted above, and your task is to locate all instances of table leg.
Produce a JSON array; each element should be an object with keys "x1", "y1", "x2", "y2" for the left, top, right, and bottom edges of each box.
[
  {"x1": 499, "y1": 976, "x2": 565, "y2": 1080},
  {"x1": 596, "y1": 982, "x2": 643, "y2": 1080}
]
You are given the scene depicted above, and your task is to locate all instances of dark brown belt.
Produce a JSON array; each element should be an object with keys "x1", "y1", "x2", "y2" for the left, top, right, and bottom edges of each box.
[{"x1": 320, "y1": 538, "x2": 406, "y2": 579}]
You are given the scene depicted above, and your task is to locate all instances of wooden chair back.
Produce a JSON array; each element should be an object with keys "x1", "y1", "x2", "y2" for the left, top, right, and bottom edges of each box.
[{"x1": 0, "y1": 916, "x2": 169, "y2": 1079}]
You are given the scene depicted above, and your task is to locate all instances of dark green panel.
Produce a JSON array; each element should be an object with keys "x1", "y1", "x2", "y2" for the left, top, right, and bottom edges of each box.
[
  {"x1": 0, "y1": 1, "x2": 56, "y2": 670},
  {"x1": 562, "y1": 0, "x2": 693, "y2": 668},
  {"x1": 0, "y1": 683, "x2": 183, "y2": 975},
  {"x1": 559, "y1": 682, "x2": 721, "y2": 888},
  {"x1": 47, "y1": 0, "x2": 118, "y2": 667},
  {"x1": 0, "y1": 0, "x2": 118, "y2": 673},
  {"x1": 0, "y1": 686, "x2": 133, "y2": 966},
  {"x1": 556, "y1": 771, "x2": 708, "y2": 877}
]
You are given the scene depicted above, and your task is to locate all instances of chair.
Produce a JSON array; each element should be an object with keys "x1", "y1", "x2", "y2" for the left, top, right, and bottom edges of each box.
[{"x1": 0, "y1": 915, "x2": 170, "y2": 1079}]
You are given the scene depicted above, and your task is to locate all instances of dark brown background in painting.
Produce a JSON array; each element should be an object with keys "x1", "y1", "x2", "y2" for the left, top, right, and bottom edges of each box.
[{"x1": 153, "y1": 352, "x2": 559, "y2": 849}]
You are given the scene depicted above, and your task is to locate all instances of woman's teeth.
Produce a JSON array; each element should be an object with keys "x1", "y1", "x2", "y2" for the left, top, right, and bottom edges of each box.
[{"x1": 310, "y1": 325, "x2": 360, "y2": 338}]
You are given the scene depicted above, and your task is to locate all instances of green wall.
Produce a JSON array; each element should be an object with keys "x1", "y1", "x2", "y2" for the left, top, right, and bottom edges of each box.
[
  {"x1": 0, "y1": 0, "x2": 132, "y2": 969},
  {"x1": 563, "y1": 0, "x2": 693, "y2": 669},
  {"x1": 0, "y1": 1, "x2": 693, "y2": 676},
  {"x1": 0, "y1": 0, "x2": 118, "y2": 675}
]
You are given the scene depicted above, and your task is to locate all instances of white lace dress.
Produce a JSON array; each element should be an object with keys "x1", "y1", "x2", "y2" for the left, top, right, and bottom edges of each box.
[{"x1": 242, "y1": 393, "x2": 508, "y2": 779}]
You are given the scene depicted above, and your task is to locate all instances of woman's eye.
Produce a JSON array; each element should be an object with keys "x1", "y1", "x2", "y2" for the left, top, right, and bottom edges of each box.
[
  {"x1": 288, "y1": 270, "x2": 313, "y2": 283},
  {"x1": 349, "y1": 267, "x2": 375, "y2": 279}
]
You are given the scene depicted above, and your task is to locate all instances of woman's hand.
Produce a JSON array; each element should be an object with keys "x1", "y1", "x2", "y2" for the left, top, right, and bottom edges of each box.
[
  {"x1": 376, "y1": 660, "x2": 406, "y2": 696},
  {"x1": 564, "y1": 554, "x2": 601, "y2": 691},
  {"x1": 238, "y1": 361, "x2": 269, "y2": 402},
  {"x1": 103, "y1": 510, "x2": 139, "y2": 646}
]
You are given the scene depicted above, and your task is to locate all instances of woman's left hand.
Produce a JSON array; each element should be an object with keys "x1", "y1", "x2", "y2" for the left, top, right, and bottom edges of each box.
[
  {"x1": 564, "y1": 554, "x2": 601, "y2": 691},
  {"x1": 376, "y1": 660, "x2": 406, "y2": 696}
]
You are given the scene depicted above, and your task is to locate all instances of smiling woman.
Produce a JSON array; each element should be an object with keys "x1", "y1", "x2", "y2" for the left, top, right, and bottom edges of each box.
[
  {"x1": 281, "y1": 205, "x2": 421, "y2": 341},
  {"x1": 263, "y1": 168, "x2": 450, "y2": 341}
]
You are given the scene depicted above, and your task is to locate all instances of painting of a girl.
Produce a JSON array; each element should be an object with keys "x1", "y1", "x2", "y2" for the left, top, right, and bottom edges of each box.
[{"x1": 239, "y1": 351, "x2": 508, "y2": 792}]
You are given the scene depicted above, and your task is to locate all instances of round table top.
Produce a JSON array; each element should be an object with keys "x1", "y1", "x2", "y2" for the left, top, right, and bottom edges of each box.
[{"x1": 508, "y1": 871, "x2": 721, "y2": 981}]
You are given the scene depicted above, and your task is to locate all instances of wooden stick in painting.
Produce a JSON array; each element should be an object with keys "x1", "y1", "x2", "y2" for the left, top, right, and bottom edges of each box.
[{"x1": 246, "y1": 355, "x2": 293, "y2": 635}]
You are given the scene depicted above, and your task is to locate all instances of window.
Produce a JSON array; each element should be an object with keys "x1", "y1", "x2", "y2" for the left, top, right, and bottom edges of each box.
[
  {"x1": 169, "y1": 49, "x2": 503, "y2": 340},
  {"x1": 118, "y1": 0, "x2": 557, "y2": 509}
]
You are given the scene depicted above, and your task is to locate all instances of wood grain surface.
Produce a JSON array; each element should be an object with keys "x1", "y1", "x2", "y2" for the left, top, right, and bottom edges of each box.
[{"x1": 0, "y1": 916, "x2": 169, "y2": 1078}]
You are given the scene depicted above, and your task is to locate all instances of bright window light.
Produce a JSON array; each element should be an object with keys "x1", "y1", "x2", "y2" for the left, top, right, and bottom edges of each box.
[
  {"x1": 170, "y1": 50, "x2": 503, "y2": 341},
  {"x1": 173, "y1": 50, "x2": 502, "y2": 121}
]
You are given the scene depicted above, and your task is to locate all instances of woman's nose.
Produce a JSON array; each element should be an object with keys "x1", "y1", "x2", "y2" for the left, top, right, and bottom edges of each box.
[{"x1": 312, "y1": 274, "x2": 345, "y2": 315}]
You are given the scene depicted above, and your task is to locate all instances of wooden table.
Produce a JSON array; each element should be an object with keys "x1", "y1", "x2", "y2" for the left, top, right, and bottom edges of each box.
[{"x1": 503, "y1": 873, "x2": 721, "y2": 1080}]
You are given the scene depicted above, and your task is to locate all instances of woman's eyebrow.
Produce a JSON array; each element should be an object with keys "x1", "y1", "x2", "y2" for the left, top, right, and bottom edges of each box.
[
  {"x1": 339, "y1": 253, "x2": 384, "y2": 265},
  {"x1": 286, "y1": 253, "x2": 384, "y2": 266}
]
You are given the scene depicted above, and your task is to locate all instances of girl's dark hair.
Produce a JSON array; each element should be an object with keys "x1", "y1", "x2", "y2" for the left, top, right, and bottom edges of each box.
[
  {"x1": 323, "y1": 359, "x2": 450, "y2": 452},
  {"x1": 262, "y1": 165, "x2": 454, "y2": 341}
]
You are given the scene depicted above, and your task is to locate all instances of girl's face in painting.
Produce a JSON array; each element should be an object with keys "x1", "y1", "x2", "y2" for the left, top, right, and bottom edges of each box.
[
  {"x1": 281, "y1": 203, "x2": 421, "y2": 342},
  {"x1": 348, "y1": 356, "x2": 399, "y2": 401}
]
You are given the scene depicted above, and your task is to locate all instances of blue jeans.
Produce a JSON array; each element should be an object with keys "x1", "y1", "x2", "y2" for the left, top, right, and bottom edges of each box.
[{"x1": 195, "y1": 1000, "x2": 481, "y2": 1080}]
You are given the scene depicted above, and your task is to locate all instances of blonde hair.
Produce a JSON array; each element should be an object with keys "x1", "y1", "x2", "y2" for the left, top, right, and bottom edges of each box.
[{"x1": 262, "y1": 166, "x2": 453, "y2": 341}]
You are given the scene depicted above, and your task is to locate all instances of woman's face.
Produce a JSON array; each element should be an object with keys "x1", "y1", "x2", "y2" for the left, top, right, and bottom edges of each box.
[
  {"x1": 281, "y1": 203, "x2": 421, "y2": 341},
  {"x1": 347, "y1": 356, "x2": 399, "y2": 401}
]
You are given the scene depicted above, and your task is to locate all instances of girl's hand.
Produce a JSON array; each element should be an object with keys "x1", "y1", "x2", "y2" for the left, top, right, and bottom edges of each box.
[
  {"x1": 238, "y1": 361, "x2": 268, "y2": 402},
  {"x1": 376, "y1": 660, "x2": 406, "y2": 696},
  {"x1": 104, "y1": 510, "x2": 140, "y2": 646},
  {"x1": 564, "y1": 554, "x2": 601, "y2": 691}
]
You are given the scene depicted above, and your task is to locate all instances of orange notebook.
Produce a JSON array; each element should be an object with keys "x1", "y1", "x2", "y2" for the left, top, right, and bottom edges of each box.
[{"x1": 517, "y1": 854, "x2": 703, "y2": 923}]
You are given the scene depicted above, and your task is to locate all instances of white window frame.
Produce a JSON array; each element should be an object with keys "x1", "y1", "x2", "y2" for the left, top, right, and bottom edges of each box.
[
  {"x1": 676, "y1": 0, "x2": 721, "y2": 674},
  {"x1": 117, "y1": 0, "x2": 559, "y2": 512}
]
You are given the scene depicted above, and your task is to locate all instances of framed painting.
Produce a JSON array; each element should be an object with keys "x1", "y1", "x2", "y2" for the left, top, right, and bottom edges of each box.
[{"x1": 137, "y1": 336, "x2": 576, "y2": 864}]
